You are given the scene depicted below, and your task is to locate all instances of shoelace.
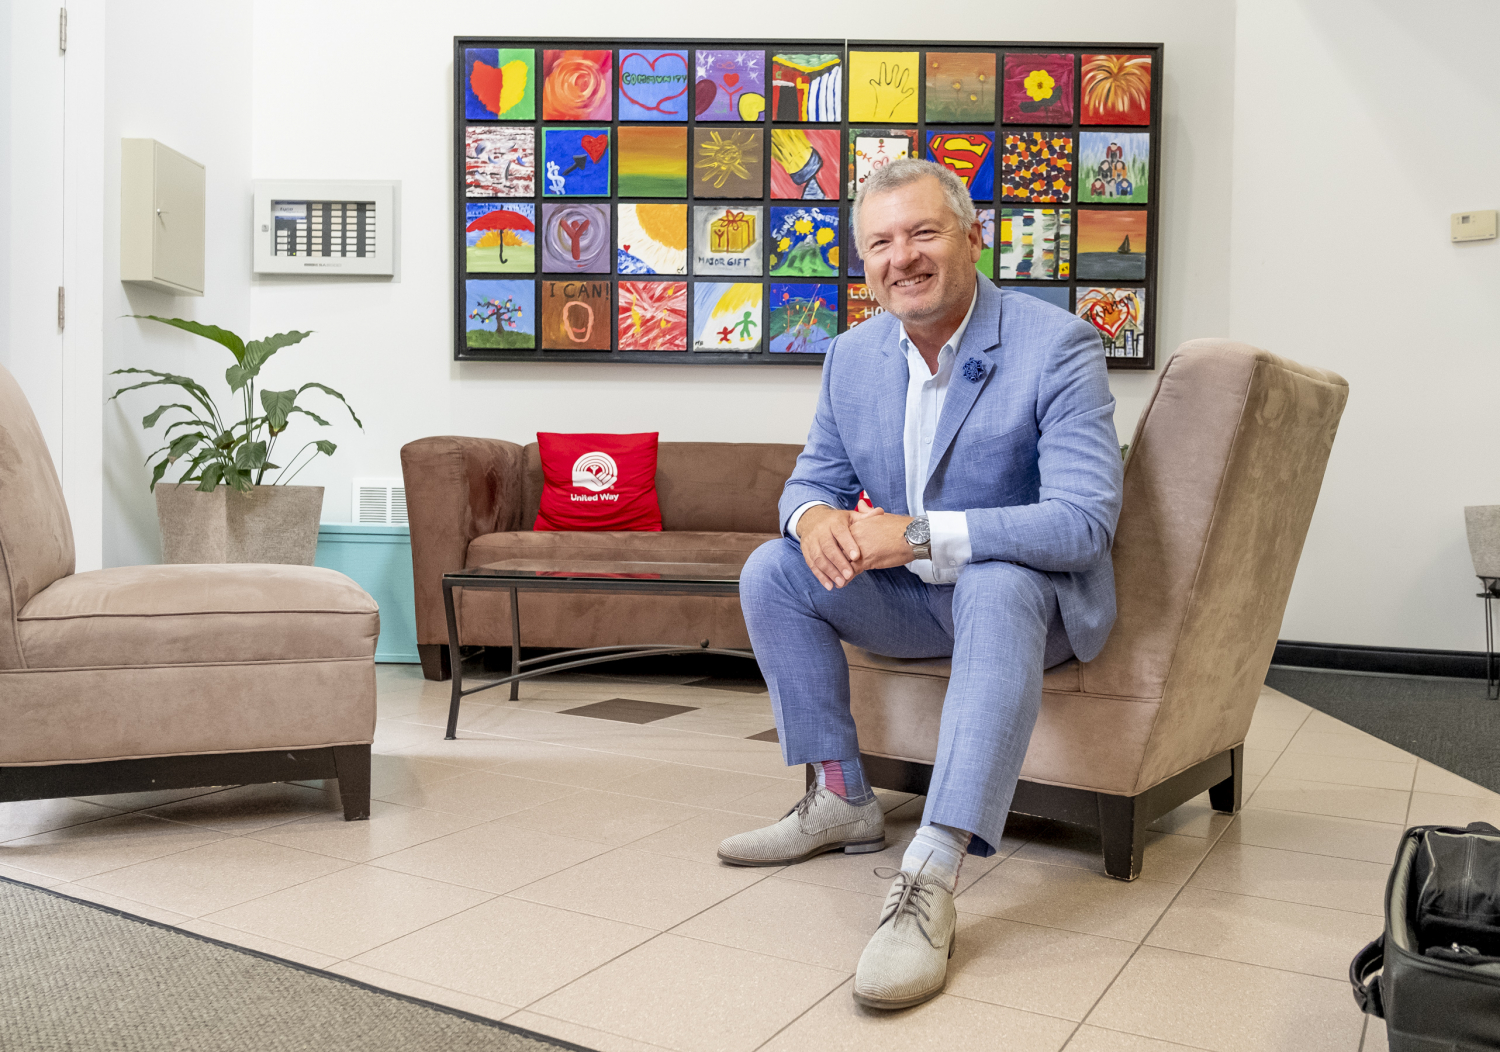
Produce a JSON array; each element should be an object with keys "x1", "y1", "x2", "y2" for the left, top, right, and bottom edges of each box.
[
  {"x1": 784, "y1": 784, "x2": 821, "y2": 821},
  {"x1": 873, "y1": 855, "x2": 941, "y2": 948}
]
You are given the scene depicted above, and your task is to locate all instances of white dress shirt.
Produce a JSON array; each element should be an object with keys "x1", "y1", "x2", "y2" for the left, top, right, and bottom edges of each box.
[{"x1": 788, "y1": 284, "x2": 978, "y2": 585}]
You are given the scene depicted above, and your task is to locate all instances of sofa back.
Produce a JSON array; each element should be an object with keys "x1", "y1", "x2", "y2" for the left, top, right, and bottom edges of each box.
[
  {"x1": 521, "y1": 442, "x2": 802, "y2": 533},
  {"x1": 0, "y1": 364, "x2": 76, "y2": 668}
]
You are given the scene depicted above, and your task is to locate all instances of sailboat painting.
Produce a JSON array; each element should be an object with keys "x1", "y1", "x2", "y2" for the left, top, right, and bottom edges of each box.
[{"x1": 1075, "y1": 209, "x2": 1146, "y2": 281}]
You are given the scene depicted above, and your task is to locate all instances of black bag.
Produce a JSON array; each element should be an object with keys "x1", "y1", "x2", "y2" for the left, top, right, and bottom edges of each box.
[{"x1": 1352, "y1": 821, "x2": 1500, "y2": 1051}]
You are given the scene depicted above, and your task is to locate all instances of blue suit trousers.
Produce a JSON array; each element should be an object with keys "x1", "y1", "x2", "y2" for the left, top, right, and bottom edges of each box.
[{"x1": 740, "y1": 538, "x2": 1073, "y2": 857}]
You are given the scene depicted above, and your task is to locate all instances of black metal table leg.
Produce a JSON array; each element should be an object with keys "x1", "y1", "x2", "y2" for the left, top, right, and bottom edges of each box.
[
  {"x1": 444, "y1": 578, "x2": 463, "y2": 740},
  {"x1": 510, "y1": 586, "x2": 521, "y2": 702},
  {"x1": 1487, "y1": 586, "x2": 1498, "y2": 701}
]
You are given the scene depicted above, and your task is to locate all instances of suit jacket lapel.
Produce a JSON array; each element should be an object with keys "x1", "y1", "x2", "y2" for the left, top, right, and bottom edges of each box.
[
  {"x1": 923, "y1": 281, "x2": 1004, "y2": 492},
  {"x1": 871, "y1": 341, "x2": 911, "y2": 514}
]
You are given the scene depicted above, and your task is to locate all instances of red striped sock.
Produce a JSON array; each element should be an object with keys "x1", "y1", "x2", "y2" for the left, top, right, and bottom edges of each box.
[{"x1": 811, "y1": 758, "x2": 874, "y2": 805}]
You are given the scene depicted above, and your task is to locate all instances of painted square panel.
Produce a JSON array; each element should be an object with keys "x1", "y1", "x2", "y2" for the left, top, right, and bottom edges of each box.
[
  {"x1": 1003, "y1": 52, "x2": 1075, "y2": 124},
  {"x1": 1076, "y1": 286, "x2": 1146, "y2": 359},
  {"x1": 465, "y1": 48, "x2": 535, "y2": 120},
  {"x1": 465, "y1": 202, "x2": 536, "y2": 274},
  {"x1": 925, "y1": 52, "x2": 996, "y2": 123},
  {"x1": 1078, "y1": 132, "x2": 1149, "y2": 203},
  {"x1": 465, "y1": 127, "x2": 535, "y2": 198},
  {"x1": 927, "y1": 131, "x2": 994, "y2": 201},
  {"x1": 693, "y1": 282, "x2": 764, "y2": 351},
  {"x1": 770, "y1": 129, "x2": 840, "y2": 201},
  {"x1": 844, "y1": 283, "x2": 886, "y2": 330},
  {"x1": 769, "y1": 206, "x2": 838, "y2": 278},
  {"x1": 1007, "y1": 285, "x2": 1072, "y2": 311},
  {"x1": 695, "y1": 50, "x2": 766, "y2": 121},
  {"x1": 998, "y1": 207, "x2": 1071, "y2": 280},
  {"x1": 1075, "y1": 208, "x2": 1146, "y2": 281},
  {"x1": 540, "y1": 203, "x2": 610, "y2": 274},
  {"x1": 542, "y1": 279, "x2": 612, "y2": 350},
  {"x1": 770, "y1": 53, "x2": 842, "y2": 122},
  {"x1": 768, "y1": 283, "x2": 837, "y2": 353},
  {"x1": 693, "y1": 129, "x2": 763, "y2": 198},
  {"x1": 848, "y1": 129, "x2": 917, "y2": 198},
  {"x1": 466, "y1": 279, "x2": 534, "y2": 349},
  {"x1": 618, "y1": 126, "x2": 688, "y2": 198},
  {"x1": 848, "y1": 51, "x2": 919, "y2": 123},
  {"x1": 617, "y1": 49, "x2": 691, "y2": 121},
  {"x1": 617, "y1": 204, "x2": 687, "y2": 275},
  {"x1": 542, "y1": 49, "x2": 613, "y2": 121},
  {"x1": 1000, "y1": 133, "x2": 1073, "y2": 203},
  {"x1": 976, "y1": 207, "x2": 995, "y2": 278},
  {"x1": 693, "y1": 205, "x2": 763, "y2": 276},
  {"x1": 542, "y1": 128, "x2": 610, "y2": 196},
  {"x1": 1081, "y1": 54, "x2": 1152, "y2": 125},
  {"x1": 618, "y1": 280, "x2": 688, "y2": 350}
]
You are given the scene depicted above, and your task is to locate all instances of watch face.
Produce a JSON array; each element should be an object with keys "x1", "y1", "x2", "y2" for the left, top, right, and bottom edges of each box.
[{"x1": 905, "y1": 518, "x2": 931, "y2": 545}]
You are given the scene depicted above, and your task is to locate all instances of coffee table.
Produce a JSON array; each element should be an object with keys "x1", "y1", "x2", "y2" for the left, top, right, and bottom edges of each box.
[{"x1": 441, "y1": 559, "x2": 752, "y2": 739}]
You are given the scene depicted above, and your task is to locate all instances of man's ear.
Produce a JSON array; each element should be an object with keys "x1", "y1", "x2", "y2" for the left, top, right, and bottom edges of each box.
[{"x1": 968, "y1": 219, "x2": 985, "y2": 263}]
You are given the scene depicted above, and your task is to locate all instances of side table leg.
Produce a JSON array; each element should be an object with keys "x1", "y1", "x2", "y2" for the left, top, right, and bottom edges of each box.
[
  {"x1": 1488, "y1": 593, "x2": 1498, "y2": 701},
  {"x1": 444, "y1": 579, "x2": 463, "y2": 740},
  {"x1": 510, "y1": 587, "x2": 522, "y2": 702}
]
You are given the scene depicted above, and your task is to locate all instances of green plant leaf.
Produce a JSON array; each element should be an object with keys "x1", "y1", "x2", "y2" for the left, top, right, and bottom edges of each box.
[
  {"x1": 166, "y1": 433, "x2": 203, "y2": 461},
  {"x1": 142, "y1": 403, "x2": 195, "y2": 429},
  {"x1": 226, "y1": 330, "x2": 312, "y2": 392},
  {"x1": 260, "y1": 388, "x2": 296, "y2": 432},
  {"x1": 130, "y1": 316, "x2": 246, "y2": 363},
  {"x1": 149, "y1": 458, "x2": 171, "y2": 491},
  {"x1": 197, "y1": 463, "x2": 224, "y2": 491},
  {"x1": 235, "y1": 441, "x2": 268, "y2": 471},
  {"x1": 110, "y1": 368, "x2": 220, "y2": 419},
  {"x1": 314, "y1": 439, "x2": 337, "y2": 456},
  {"x1": 288, "y1": 405, "x2": 330, "y2": 427},
  {"x1": 297, "y1": 382, "x2": 362, "y2": 428}
]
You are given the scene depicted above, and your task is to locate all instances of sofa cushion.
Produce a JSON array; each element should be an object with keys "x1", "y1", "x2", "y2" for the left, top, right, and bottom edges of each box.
[
  {"x1": 467, "y1": 529, "x2": 777, "y2": 567},
  {"x1": 842, "y1": 644, "x2": 1082, "y2": 693},
  {"x1": 534, "y1": 431, "x2": 662, "y2": 532},
  {"x1": 16, "y1": 564, "x2": 378, "y2": 670}
]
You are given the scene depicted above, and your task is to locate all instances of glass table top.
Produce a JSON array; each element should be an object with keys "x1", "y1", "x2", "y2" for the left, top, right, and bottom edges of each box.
[{"x1": 449, "y1": 558, "x2": 745, "y2": 583}]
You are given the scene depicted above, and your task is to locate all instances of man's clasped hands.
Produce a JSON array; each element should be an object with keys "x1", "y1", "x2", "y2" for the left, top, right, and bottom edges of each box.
[{"x1": 797, "y1": 499, "x2": 918, "y2": 590}]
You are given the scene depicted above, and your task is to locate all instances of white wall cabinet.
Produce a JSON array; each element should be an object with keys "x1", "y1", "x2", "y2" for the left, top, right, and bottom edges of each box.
[{"x1": 120, "y1": 138, "x2": 205, "y2": 295}]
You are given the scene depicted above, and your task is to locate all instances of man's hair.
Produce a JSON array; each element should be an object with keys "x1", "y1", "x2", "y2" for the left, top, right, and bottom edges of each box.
[{"x1": 851, "y1": 157, "x2": 977, "y2": 250}]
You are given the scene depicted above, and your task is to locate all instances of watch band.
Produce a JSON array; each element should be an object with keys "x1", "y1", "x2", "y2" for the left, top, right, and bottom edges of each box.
[{"x1": 905, "y1": 517, "x2": 932, "y2": 560}]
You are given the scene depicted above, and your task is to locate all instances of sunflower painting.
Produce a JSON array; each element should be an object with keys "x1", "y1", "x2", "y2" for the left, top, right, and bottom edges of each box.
[
  {"x1": 693, "y1": 128, "x2": 763, "y2": 198},
  {"x1": 768, "y1": 207, "x2": 838, "y2": 278},
  {"x1": 1081, "y1": 54, "x2": 1152, "y2": 125},
  {"x1": 1002, "y1": 53, "x2": 1074, "y2": 125}
]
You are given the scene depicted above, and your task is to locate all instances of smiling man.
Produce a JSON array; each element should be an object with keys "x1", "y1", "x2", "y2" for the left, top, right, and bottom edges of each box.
[{"x1": 721, "y1": 159, "x2": 1124, "y2": 1008}]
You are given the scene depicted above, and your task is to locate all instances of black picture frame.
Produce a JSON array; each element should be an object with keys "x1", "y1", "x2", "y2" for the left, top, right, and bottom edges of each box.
[{"x1": 454, "y1": 37, "x2": 1163, "y2": 369}]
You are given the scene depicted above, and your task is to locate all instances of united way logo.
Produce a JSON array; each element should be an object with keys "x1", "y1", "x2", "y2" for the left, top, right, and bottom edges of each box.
[{"x1": 571, "y1": 451, "x2": 618, "y2": 492}]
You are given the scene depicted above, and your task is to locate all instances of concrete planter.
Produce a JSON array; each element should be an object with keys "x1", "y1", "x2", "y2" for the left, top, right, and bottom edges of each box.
[
  {"x1": 1464, "y1": 506, "x2": 1500, "y2": 579},
  {"x1": 155, "y1": 484, "x2": 324, "y2": 564}
]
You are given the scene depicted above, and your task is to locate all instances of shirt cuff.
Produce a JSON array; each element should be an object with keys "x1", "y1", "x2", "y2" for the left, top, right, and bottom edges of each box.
[
  {"x1": 927, "y1": 510, "x2": 972, "y2": 572},
  {"x1": 787, "y1": 501, "x2": 833, "y2": 541}
]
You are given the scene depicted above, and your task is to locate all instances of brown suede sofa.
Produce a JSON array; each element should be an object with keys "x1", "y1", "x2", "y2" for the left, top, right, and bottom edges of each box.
[{"x1": 401, "y1": 439, "x2": 802, "y2": 679}]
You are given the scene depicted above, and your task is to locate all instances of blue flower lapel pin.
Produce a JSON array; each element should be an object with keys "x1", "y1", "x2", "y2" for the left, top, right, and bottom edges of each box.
[{"x1": 962, "y1": 358, "x2": 986, "y2": 384}]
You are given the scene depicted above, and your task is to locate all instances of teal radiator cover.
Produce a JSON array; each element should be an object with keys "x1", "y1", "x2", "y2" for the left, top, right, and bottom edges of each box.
[{"x1": 313, "y1": 523, "x2": 418, "y2": 664}]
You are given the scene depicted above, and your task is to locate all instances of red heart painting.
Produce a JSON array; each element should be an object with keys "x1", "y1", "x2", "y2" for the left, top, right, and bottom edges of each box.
[
  {"x1": 580, "y1": 134, "x2": 608, "y2": 164},
  {"x1": 724, "y1": 73, "x2": 739, "y2": 88},
  {"x1": 618, "y1": 50, "x2": 690, "y2": 117}
]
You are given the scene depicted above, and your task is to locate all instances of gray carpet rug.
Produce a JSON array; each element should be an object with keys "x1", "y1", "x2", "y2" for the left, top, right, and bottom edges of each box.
[
  {"x1": 0, "y1": 876, "x2": 590, "y2": 1052},
  {"x1": 1265, "y1": 666, "x2": 1500, "y2": 794}
]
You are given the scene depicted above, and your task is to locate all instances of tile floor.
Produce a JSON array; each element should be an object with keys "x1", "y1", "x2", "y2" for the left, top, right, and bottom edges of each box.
[{"x1": 4, "y1": 663, "x2": 1490, "y2": 1051}]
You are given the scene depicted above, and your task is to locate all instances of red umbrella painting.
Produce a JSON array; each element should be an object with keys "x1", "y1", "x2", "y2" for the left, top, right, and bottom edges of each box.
[{"x1": 466, "y1": 204, "x2": 535, "y2": 267}]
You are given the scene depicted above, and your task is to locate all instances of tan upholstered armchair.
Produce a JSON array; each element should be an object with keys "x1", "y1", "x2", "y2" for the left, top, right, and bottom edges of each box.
[
  {"x1": 844, "y1": 341, "x2": 1349, "y2": 880},
  {"x1": 0, "y1": 365, "x2": 379, "y2": 818}
]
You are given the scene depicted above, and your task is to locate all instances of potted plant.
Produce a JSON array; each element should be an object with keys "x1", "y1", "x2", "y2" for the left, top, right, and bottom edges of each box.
[{"x1": 111, "y1": 315, "x2": 362, "y2": 565}]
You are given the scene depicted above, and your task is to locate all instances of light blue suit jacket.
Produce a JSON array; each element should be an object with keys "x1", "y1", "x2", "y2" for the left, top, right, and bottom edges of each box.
[{"x1": 779, "y1": 279, "x2": 1124, "y2": 662}]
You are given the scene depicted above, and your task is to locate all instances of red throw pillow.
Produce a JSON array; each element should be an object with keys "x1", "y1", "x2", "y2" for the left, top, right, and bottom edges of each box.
[{"x1": 534, "y1": 432, "x2": 662, "y2": 532}]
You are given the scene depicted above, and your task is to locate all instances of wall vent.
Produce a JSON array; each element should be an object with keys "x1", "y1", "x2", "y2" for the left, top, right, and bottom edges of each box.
[{"x1": 353, "y1": 477, "x2": 407, "y2": 525}]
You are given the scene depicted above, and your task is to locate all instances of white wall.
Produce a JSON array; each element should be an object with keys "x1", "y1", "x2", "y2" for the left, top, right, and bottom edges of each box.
[
  {"x1": 245, "y1": 0, "x2": 1236, "y2": 523},
  {"x1": 1230, "y1": 0, "x2": 1500, "y2": 651},
  {"x1": 102, "y1": 0, "x2": 254, "y2": 568}
]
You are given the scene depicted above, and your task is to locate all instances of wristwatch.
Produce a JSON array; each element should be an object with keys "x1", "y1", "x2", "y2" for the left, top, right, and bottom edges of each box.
[{"x1": 904, "y1": 517, "x2": 932, "y2": 560}]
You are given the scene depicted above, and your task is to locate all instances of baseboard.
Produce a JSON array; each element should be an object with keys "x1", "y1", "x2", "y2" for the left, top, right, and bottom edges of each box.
[{"x1": 1273, "y1": 639, "x2": 1489, "y2": 679}]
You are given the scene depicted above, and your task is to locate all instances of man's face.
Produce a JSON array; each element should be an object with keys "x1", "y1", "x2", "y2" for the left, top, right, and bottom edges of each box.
[{"x1": 858, "y1": 176, "x2": 982, "y2": 325}]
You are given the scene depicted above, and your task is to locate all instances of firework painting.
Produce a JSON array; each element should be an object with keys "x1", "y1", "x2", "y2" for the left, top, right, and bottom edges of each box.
[
  {"x1": 770, "y1": 129, "x2": 840, "y2": 201},
  {"x1": 976, "y1": 208, "x2": 995, "y2": 278},
  {"x1": 466, "y1": 202, "x2": 535, "y2": 274},
  {"x1": 770, "y1": 53, "x2": 842, "y2": 122},
  {"x1": 693, "y1": 282, "x2": 763, "y2": 350},
  {"x1": 848, "y1": 130, "x2": 917, "y2": 198},
  {"x1": 924, "y1": 52, "x2": 995, "y2": 123},
  {"x1": 693, "y1": 205, "x2": 763, "y2": 276},
  {"x1": 465, "y1": 280, "x2": 534, "y2": 349},
  {"x1": 848, "y1": 51, "x2": 919, "y2": 123},
  {"x1": 465, "y1": 48, "x2": 534, "y2": 120},
  {"x1": 844, "y1": 283, "x2": 887, "y2": 331},
  {"x1": 768, "y1": 284, "x2": 836, "y2": 353},
  {"x1": 542, "y1": 280, "x2": 611, "y2": 350},
  {"x1": 927, "y1": 132, "x2": 994, "y2": 201},
  {"x1": 693, "y1": 128, "x2": 763, "y2": 198},
  {"x1": 1081, "y1": 54, "x2": 1152, "y2": 125},
  {"x1": 465, "y1": 128, "x2": 535, "y2": 198},
  {"x1": 1075, "y1": 208, "x2": 1146, "y2": 281},
  {"x1": 769, "y1": 207, "x2": 838, "y2": 278},
  {"x1": 695, "y1": 50, "x2": 766, "y2": 121},
  {"x1": 618, "y1": 281, "x2": 688, "y2": 350},
  {"x1": 542, "y1": 127, "x2": 610, "y2": 196},
  {"x1": 1000, "y1": 133, "x2": 1073, "y2": 203},
  {"x1": 617, "y1": 49, "x2": 690, "y2": 121},
  {"x1": 1079, "y1": 132, "x2": 1149, "y2": 203},
  {"x1": 542, "y1": 49, "x2": 612, "y2": 120},
  {"x1": 1002, "y1": 53, "x2": 1075, "y2": 125},
  {"x1": 1076, "y1": 287, "x2": 1145, "y2": 358},
  {"x1": 617, "y1": 204, "x2": 687, "y2": 275},
  {"x1": 998, "y1": 208, "x2": 1071, "y2": 280},
  {"x1": 617, "y1": 126, "x2": 687, "y2": 197},
  {"x1": 540, "y1": 203, "x2": 609, "y2": 274}
]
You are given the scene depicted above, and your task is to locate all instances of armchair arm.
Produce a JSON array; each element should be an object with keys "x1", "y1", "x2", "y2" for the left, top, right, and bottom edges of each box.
[{"x1": 400, "y1": 437, "x2": 524, "y2": 648}]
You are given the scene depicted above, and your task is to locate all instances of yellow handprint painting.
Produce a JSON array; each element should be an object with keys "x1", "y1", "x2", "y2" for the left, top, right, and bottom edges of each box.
[{"x1": 848, "y1": 51, "x2": 918, "y2": 123}]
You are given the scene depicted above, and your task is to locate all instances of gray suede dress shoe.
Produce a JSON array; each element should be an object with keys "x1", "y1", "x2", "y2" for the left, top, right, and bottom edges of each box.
[
  {"x1": 717, "y1": 785, "x2": 884, "y2": 866},
  {"x1": 852, "y1": 864, "x2": 957, "y2": 1010}
]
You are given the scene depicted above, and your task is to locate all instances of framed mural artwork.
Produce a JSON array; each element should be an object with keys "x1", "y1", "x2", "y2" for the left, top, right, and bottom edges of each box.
[{"x1": 455, "y1": 37, "x2": 1163, "y2": 368}]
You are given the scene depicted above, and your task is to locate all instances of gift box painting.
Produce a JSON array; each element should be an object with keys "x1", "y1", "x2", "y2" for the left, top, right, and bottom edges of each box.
[
  {"x1": 1000, "y1": 133, "x2": 1073, "y2": 203},
  {"x1": 848, "y1": 51, "x2": 919, "y2": 123},
  {"x1": 844, "y1": 283, "x2": 886, "y2": 330},
  {"x1": 466, "y1": 202, "x2": 535, "y2": 273},
  {"x1": 693, "y1": 205, "x2": 763, "y2": 276},
  {"x1": 465, "y1": 48, "x2": 535, "y2": 120},
  {"x1": 769, "y1": 284, "x2": 837, "y2": 353},
  {"x1": 1003, "y1": 52, "x2": 1074, "y2": 124},
  {"x1": 770, "y1": 53, "x2": 842, "y2": 122},
  {"x1": 542, "y1": 128, "x2": 610, "y2": 196},
  {"x1": 1079, "y1": 132, "x2": 1149, "y2": 203},
  {"x1": 693, "y1": 129, "x2": 763, "y2": 198},
  {"x1": 769, "y1": 207, "x2": 838, "y2": 278},
  {"x1": 927, "y1": 132, "x2": 994, "y2": 201},
  {"x1": 1075, "y1": 208, "x2": 1146, "y2": 281},
  {"x1": 695, "y1": 49, "x2": 766, "y2": 121},
  {"x1": 770, "y1": 129, "x2": 840, "y2": 201},
  {"x1": 998, "y1": 208, "x2": 1071, "y2": 280},
  {"x1": 693, "y1": 282, "x2": 764, "y2": 351},
  {"x1": 466, "y1": 128, "x2": 535, "y2": 198},
  {"x1": 925, "y1": 52, "x2": 996, "y2": 123},
  {"x1": 617, "y1": 126, "x2": 688, "y2": 197},
  {"x1": 848, "y1": 130, "x2": 917, "y2": 198},
  {"x1": 542, "y1": 49, "x2": 612, "y2": 121},
  {"x1": 617, "y1": 204, "x2": 687, "y2": 275},
  {"x1": 1076, "y1": 286, "x2": 1146, "y2": 358},
  {"x1": 1081, "y1": 53, "x2": 1152, "y2": 125},
  {"x1": 618, "y1": 281, "x2": 688, "y2": 350},
  {"x1": 541, "y1": 203, "x2": 610, "y2": 274},
  {"x1": 617, "y1": 49, "x2": 691, "y2": 121},
  {"x1": 542, "y1": 280, "x2": 611, "y2": 350},
  {"x1": 466, "y1": 280, "x2": 534, "y2": 349}
]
